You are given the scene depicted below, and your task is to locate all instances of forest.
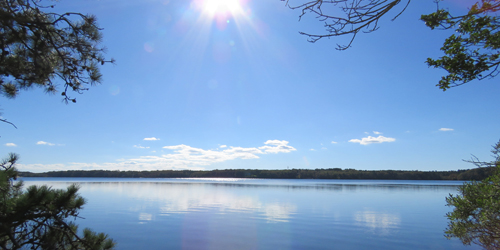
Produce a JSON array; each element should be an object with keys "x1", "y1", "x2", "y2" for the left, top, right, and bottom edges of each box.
[{"x1": 18, "y1": 167, "x2": 493, "y2": 180}]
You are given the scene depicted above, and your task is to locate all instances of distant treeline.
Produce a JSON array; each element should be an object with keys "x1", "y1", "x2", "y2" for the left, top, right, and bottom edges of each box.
[{"x1": 18, "y1": 167, "x2": 494, "y2": 180}]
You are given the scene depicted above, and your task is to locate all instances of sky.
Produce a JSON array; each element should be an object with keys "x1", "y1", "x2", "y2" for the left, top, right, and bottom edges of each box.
[{"x1": 2, "y1": 0, "x2": 500, "y2": 172}]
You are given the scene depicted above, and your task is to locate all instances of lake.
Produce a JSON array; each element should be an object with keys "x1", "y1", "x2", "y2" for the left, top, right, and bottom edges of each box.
[{"x1": 20, "y1": 178, "x2": 480, "y2": 250}]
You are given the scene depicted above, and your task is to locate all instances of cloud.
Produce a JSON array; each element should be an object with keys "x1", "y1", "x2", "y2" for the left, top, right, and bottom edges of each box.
[
  {"x1": 262, "y1": 140, "x2": 286, "y2": 146},
  {"x1": 349, "y1": 136, "x2": 396, "y2": 145},
  {"x1": 439, "y1": 128, "x2": 454, "y2": 132},
  {"x1": 36, "y1": 141, "x2": 55, "y2": 146},
  {"x1": 310, "y1": 149, "x2": 316, "y2": 151},
  {"x1": 258, "y1": 140, "x2": 296, "y2": 154},
  {"x1": 373, "y1": 131, "x2": 382, "y2": 135},
  {"x1": 157, "y1": 140, "x2": 296, "y2": 167},
  {"x1": 219, "y1": 145, "x2": 227, "y2": 148},
  {"x1": 18, "y1": 140, "x2": 297, "y2": 172},
  {"x1": 144, "y1": 137, "x2": 160, "y2": 141},
  {"x1": 134, "y1": 145, "x2": 150, "y2": 149},
  {"x1": 5, "y1": 143, "x2": 17, "y2": 147},
  {"x1": 161, "y1": 140, "x2": 297, "y2": 166},
  {"x1": 331, "y1": 141, "x2": 338, "y2": 144}
]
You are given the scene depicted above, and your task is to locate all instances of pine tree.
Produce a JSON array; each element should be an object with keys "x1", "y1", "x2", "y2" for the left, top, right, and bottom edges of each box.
[
  {"x1": 445, "y1": 140, "x2": 500, "y2": 250},
  {"x1": 0, "y1": 153, "x2": 116, "y2": 250},
  {"x1": 0, "y1": 0, "x2": 113, "y2": 103}
]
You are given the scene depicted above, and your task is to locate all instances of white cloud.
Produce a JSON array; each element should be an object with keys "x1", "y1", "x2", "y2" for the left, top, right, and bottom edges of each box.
[
  {"x1": 349, "y1": 136, "x2": 396, "y2": 145},
  {"x1": 160, "y1": 141, "x2": 297, "y2": 166},
  {"x1": 36, "y1": 141, "x2": 55, "y2": 146},
  {"x1": 310, "y1": 149, "x2": 316, "y2": 151},
  {"x1": 373, "y1": 131, "x2": 382, "y2": 135},
  {"x1": 18, "y1": 163, "x2": 68, "y2": 172},
  {"x1": 5, "y1": 143, "x2": 17, "y2": 147},
  {"x1": 439, "y1": 128, "x2": 454, "y2": 132},
  {"x1": 262, "y1": 140, "x2": 286, "y2": 146},
  {"x1": 258, "y1": 140, "x2": 296, "y2": 154},
  {"x1": 18, "y1": 140, "x2": 297, "y2": 172},
  {"x1": 151, "y1": 140, "x2": 296, "y2": 168},
  {"x1": 144, "y1": 137, "x2": 160, "y2": 141},
  {"x1": 134, "y1": 145, "x2": 150, "y2": 149},
  {"x1": 219, "y1": 145, "x2": 227, "y2": 148},
  {"x1": 331, "y1": 141, "x2": 338, "y2": 144}
]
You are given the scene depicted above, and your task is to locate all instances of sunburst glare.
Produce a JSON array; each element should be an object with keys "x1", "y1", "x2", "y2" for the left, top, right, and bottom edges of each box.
[
  {"x1": 176, "y1": 0, "x2": 266, "y2": 67},
  {"x1": 197, "y1": 0, "x2": 244, "y2": 18},
  {"x1": 205, "y1": 0, "x2": 242, "y2": 16}
]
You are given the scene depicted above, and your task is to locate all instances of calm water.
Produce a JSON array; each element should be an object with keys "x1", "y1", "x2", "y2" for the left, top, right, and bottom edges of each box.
[{"x1": 20, "y1": 178, "x2": 480, "y2": 250}]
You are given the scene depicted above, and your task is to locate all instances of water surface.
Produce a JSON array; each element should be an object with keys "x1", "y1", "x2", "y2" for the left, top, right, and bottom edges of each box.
[{"x1": 21, "y1": 178, "x2": 479, "y2": 250}]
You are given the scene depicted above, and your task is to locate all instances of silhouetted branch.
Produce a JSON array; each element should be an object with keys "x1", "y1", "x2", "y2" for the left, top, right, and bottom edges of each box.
[
  {"x1": 0, "y1": 118, "x2": 17, "y2": 129},
  {"x1": 286, "y1": 0, "x2": 411, "y2": 49}
]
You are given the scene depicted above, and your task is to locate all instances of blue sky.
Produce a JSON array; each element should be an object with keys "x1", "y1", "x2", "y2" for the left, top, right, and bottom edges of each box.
[{"x1": 2, "y1": 0, "x2": 499, "y2": 172}]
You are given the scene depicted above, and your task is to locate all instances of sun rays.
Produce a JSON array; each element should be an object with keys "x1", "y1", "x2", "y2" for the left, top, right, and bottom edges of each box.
[
  {"x1": 201, "y1": 0, "x2": 244, "y2": 17},
  {"x1": 191, "y1": 0, "x2": 250, "y2": 31}
]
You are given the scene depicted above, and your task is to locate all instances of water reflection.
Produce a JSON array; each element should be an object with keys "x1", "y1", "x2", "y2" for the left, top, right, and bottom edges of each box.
[
  {"x1": 139, "y1": 213, "x2": 153, "y2": 224},
  {"x1": 20, "y1": 179, "x2": 460, "y2": 225},
  {"x1": 260, "y1": 203, "x2": 296, "y2": 223},
  {"x1": 77, "y1": 181, "x2": 297, "y2": 223},
  {"x1": 154, "y1": 186, "x2": 298, "y2": 223},
  {"x1": 354, "y1": 211, "x2": 401, "y2": 235},
  {"x1": 26, "y1": 178, "x2": 463, "y2": 192},
  {"x1": 19, "y1": 178, "x2": 476, "y2": 250}
]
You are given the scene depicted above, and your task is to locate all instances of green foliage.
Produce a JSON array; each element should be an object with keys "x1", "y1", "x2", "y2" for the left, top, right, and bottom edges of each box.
[
  {"x1": 0, "y1": 1, "x2": 115, "y2": 248},
  {"x1": 445, "y1": 140, "x2": 500, "y2": 249},
  {"x1": 421, "y1": 0, "x2": 500, "y2": 90},
  {"x1": 0, "y1": 0, "x2": 112, "y2": 103},
  {"x1": 0, "y1": 154, "x2": 116, "y2": 250}
]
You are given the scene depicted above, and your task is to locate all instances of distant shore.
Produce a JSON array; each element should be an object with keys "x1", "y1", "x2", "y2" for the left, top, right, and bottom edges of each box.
[{"x1": 18, "y1": 167, "x2": 493, "y2": 180}]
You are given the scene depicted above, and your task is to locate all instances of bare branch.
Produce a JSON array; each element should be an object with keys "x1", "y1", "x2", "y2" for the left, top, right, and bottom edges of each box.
[
  {"x1": 0, "y1": 118, "x2": 17, "y2": 129},
  {"x1": 286, "y1": 0, "x2": 410, "y2": 49}
]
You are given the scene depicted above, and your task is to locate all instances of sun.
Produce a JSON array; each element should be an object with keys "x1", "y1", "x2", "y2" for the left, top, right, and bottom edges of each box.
[
  {"x1": 201, "y1": 0, "x2": 243, "y2": 17},
  {"x1": 190, "y1": 0, "x2": 250, "y2": 32}
]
